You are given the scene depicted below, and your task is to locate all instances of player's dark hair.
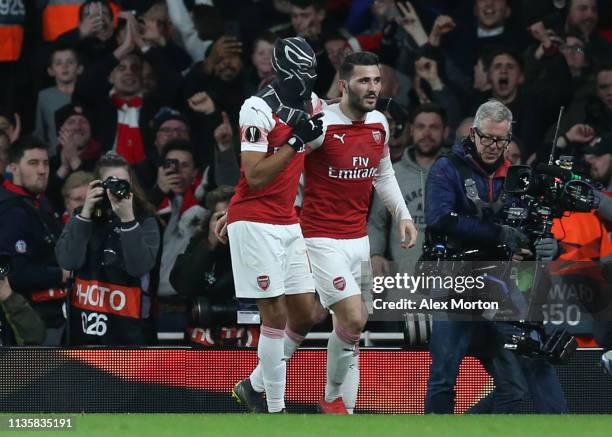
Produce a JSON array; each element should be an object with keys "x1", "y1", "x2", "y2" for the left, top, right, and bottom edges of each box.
[
  {"x1": 339, "y1": 51, "x2": 379, "y2": 81},
  {"x1": 8, "y1": 136, "x2": 48, "y2": 164}
]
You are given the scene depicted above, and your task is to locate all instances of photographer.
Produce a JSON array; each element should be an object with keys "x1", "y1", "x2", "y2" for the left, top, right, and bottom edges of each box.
[
  {"x1": 424, "y1": 100, "x2": 566, "y2": 413},
  {"x1": 170, "y1": 186, "x2": 256, "y2": 347},
  {"x1": 55, "y1": 152, "x2": 160, "y2": 345}
]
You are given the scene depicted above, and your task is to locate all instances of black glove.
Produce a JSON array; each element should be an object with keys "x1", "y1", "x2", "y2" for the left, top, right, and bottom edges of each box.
[
  {"x1": 498, "y1": 225, "x2": 529, "y2": 254},
  {"x1": 534, "y1": 237, "x2": 559, "y2": 261},
  {"x1": 287, "y1": 113, "x2": 324, "y2": 151}
]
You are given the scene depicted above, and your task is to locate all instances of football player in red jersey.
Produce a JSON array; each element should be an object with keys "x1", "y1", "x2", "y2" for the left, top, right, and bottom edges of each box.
[
  {"x1": 301, "y1": 52, "x2": 417, "y2": 413},
  {"x1": 219, "y1": 52, "x2": 418, "y2": 414},
  {"x1": 226, "y1": 37, "x2": 326, "y2": 414}
]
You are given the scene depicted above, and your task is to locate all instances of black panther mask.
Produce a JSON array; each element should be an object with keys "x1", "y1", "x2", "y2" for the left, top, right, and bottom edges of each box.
[{"x1": 272, "y1": 37, "x2": 317, "y2": 100}]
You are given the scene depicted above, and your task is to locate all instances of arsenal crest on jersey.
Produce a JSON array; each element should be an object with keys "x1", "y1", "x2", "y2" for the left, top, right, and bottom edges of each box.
[
  {"x1": 257, "y1": 275, "x2": 270, "y2": 291},
  {"x1": 372, "y1": 130, "x2": 382, "y2": 144},
  {"x1": 333, "y1": 276, "x2": 346, "y2": 291}
]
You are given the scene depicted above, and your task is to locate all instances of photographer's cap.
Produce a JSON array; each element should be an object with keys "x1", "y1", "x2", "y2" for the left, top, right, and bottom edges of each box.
[{"x1": 585, "y1": 135, "x2": 612, "y2": 156}]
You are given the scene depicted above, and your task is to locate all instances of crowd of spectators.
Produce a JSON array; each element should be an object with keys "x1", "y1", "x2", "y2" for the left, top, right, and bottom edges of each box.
[{"x1": 0, "y1": 0, "x2": 610, "y2": 346}]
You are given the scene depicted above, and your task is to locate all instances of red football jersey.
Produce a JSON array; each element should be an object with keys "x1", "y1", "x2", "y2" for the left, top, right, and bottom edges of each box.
[
  {"x1": 300, "y1": 104, "x2": 390, "y2": 239},
  {"x1": 227, "y1": 94, "x2": 324, "y2": 225}
]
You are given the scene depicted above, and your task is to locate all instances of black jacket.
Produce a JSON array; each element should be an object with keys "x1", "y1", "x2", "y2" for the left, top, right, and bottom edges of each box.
[
  {"x1": 170, "y1": 237, "x2": 234, "y2": 304},
  {"x1": 0, "y1": 184, "x2": 64, "y2": 328},
  {"x1": 55, "y1": 28, "x2": 117, "y2": 68}
]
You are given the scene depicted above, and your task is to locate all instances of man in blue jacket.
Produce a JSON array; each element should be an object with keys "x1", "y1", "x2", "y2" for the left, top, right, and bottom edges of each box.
[
  {"x1": 423, "y1": 100, "x2": 566, "y2": 413},
  {"x1": 0, "y1": 136, "x2": 67, "y2": 345}
]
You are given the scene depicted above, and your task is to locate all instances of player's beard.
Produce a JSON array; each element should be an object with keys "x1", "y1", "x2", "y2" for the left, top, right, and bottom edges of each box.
[{"x1": 347, "y1": 84, "x2": 377, "y2": 114}]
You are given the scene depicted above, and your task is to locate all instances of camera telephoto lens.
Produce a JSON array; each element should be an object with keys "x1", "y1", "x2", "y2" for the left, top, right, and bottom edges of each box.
[{"x1": 103, "y1": 177, "x2": 131, "y2": 199}]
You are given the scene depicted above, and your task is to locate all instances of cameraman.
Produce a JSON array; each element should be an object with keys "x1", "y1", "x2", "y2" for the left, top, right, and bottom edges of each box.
[
  {"x1": 55, "y1": 152, "x2": 160, "y2": 345},
  {"x1": 424, "y1": 100, "x2": 565, "y2": 413}
]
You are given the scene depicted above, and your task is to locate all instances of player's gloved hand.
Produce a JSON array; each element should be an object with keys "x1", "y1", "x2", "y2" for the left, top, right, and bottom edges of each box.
[
  {"x1": 534, "y1": 237, "x2": 559, "y2": 261},
  {"x1": 498, "y1": 225, "x2": 529, "y2": 254},
  {"x1": 287, "y1": 113, "x2": 324, "y2": 151}
]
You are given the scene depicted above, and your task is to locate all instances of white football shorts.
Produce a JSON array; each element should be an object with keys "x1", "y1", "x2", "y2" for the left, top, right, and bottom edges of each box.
[
  {"x1": 228, "y1": 221, "x2": 315, "y2": 299},
  {"x1": 305, "y1": 236, "x2": 373, "y2": 313}
]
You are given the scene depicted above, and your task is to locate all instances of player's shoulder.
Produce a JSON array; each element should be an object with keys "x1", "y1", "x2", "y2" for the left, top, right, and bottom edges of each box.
[
  {"x1": 320, "y1": 103, "x2": 351, "y2": 126},
  {"x1": 240, "y1": 95, "x2": 275, "y2": 129},
  {"x1": 365, "y1": 109, "x2": 388, "y2": 127},
  {"x1": 366, "y1": 109, "x2": 390, "y2": 144},
  {"x1": 241, "y1": 95, "x2": 273, "y2": 116}
]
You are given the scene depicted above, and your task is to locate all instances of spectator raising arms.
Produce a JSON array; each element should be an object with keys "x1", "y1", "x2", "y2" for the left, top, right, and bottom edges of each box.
[{"x1": 74, "y1": 11, "x2": 181, "y2": 164}]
